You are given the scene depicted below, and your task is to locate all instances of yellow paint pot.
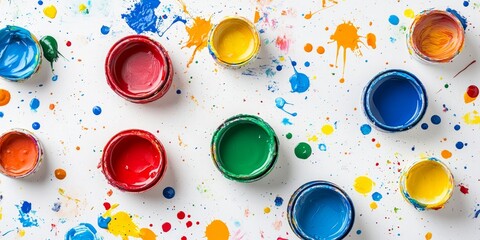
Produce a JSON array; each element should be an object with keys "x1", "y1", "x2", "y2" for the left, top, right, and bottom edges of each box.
[
  {"x1": 208, "y1": 16, "x2": 260, "y2": 67},
  {"x1": 400, "y1": 157, "x2": 454, "y2": 210}
]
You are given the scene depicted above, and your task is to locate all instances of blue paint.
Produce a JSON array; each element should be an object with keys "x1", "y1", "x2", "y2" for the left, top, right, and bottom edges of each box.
[
  {"x1": 318, "y1": 144, "x2": 327, "y2": 151},
  {"x1": 446, "y1": 8, "x2": 468, "y2": 29},
  {"x1": 38, "y1": 0, "x2": 43, "y2": 5},
  {"x1": 66, "y1": 223, "x2": 102, "y2": 240},
  {"x1": 464, "y1": 1, "x2": 470, "y2": 7},
  {"x1": 17, "y1": 201, "x2": 39, "y2": 227},
  {"x1": 100, "y1": 25, "x2": 110, "y2": 35},
  {"x1": 97, "y1": 216, "x2": 111, "y2": 229},
  {"x1": 281, "y1": 118, "x2": 293, "y2": 125},
  {"x1": 52, "y1": 202, "x2": 61, "y2": 212},
  {"x1": 274, "y1": 196, "x2": 283, "y2": 207},
  {"x1": 454, "y1": 124, "x2": 461, "y2": 131},
  {"x1": 30, "y1": 98, "x2": 40, "y2": 111},
  {"x1": 475, "y1": 210, "x2": 480, "y2": 218},
  {"x1": 431, "y1": 115, "x2": 441, "y2": 125},
  {"x1": 356, "y1": 230, "x2": 362, "y2": 235},
  {"x1": 388, "y1": 15, "x2": 400, "y2": 25},
  {"x1": 372, "y1": 192, "x2": 382, "y2": 201},
  {"x1": 0, "y1": 112, "x2": 3, "y2": 118},
  {"x1": 159, "y1": 16, "x2": 186, "y2": 37},
  {"x1": 163, "y1": 186, "x2": 175, "y2": 199},
  {"x1": 289, "y1": 59, "x2": 310, "y2": 93},
  {"x1": 276, "y1": 65, "x2": 282, "y2": 71},
  {"x1": 52, "y1": 75, "x2": 58, "y2": 81},
  {"x1": 456, "y1": 141, "x2": 464, "y2": 149},
  {"x1": 275, "y1": 97, "x2": 297, "y2": 116},
  {"x1": 122, "y1": 0, "x2": 162, "y2": 34},
  {"x1": 92, "y1": 106, "x2": 102, "y2": 115},
  {"x1": 0, "y1": 26, "x2": 42, "y2": 81},
  {"x1": 421, "y1": 123, "x2": 428, "y2": 130},
  {"x1": 360, "y1": 124, "x2": 372, "y2": 135},
  {"x1": 288, "y1": 181, "x2": 354, "y2": 239},
  {"x1": 32, "y1": 122, "x2": 40, "y2": 130},
  {"x1": 265, "y1": 68, "x2": 275, "y2": 77},
  {"x1": 21, "y1": 201, "x2": 32, "y2": 213},
  {"x1": 176, "y1": 89, "x2": 181, "y2": 94},
  {"x1": 1, "y1": 229, "x2": 15, "y2": 236},
  {"x1": 304, "y1": 61, "x2": 310, "y2": 67},
  {"x1": 363, "y1": 70, "x2": 427, "y2": 132}
]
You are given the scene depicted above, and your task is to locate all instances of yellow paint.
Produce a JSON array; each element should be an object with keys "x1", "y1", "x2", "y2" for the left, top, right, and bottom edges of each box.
[
  {"x1": 425, "y1": 232, "x2": 433, "y2": 240},
  {"x1": 354, "y1": 176, "x2": 375, "y2": 195},
  {"x1": 463, "y1": 111, "x2": 480, "y2": 124},
  {"x1": 0, "y1": 89, "x2": 11, "y2": 106},
  {"x1": 205, "y1": 220, "x2": 230, "y2": 240},
  {"x1": 264, "y1": 207, "x2": 271, "y2": 214},
  {"x1": 307, "y1": 135, "x2": 318, "y2": 142},
  {"x1": 43, "y1": 5, "x2": 57, "y2": 19},
  {"x1": 79, "y1": 4, "x2": 88, "y2": 13},
  {"x1": 18, "y1": 229, "x2": 25, "y2": 237},
  {"x1": 102, "y1": 204, "x2": 156, "y2": 240},
  {"x1": 321, "y1": 124, "x2": 334, "y2": 135},
  {"x1": 464, "y1": 92, "x2": 476, "y2": 103},
  {"x1": 58, "y1": 188, "x2": 80, "y2": 204},
  {"x1": 404, "y1": 9, "x2": 415, "y2": 18},
  {"x1": 0, "y1": 207, "x2": 2, "y2": 220},
  {"x1": 369, "y1": 202, "x2": 378, "y2": 210},
  {"x1": 405, "y1": 160, "x2": 453, "y2": 207},
  {"x1": 254, "y1": 8, "x2": 261, "y2": 23}
]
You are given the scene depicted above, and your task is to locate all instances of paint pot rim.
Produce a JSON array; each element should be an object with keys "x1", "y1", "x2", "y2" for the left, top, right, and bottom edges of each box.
[
  {"x1": 0, "y1": 128, "x2": 43, "y2": 178},
  {"x1": 211, "y1": 114, "x2": 278, "y2": 182},
  {"x1": 408, "y1": 9, "x2": 465, "y2": 63},
  {"x1": 0, "y1": 25, "x2": 42, "y2": 81},
  {"x1": 400, "y1": 157, "x2": 454, "y2": 210},
  {"x1": 363, "y1": 69, "x2": 428, "y2": 132},
  {"x1": 105, "y1": 35, "x2": 173, "y2": 103},
  {"x1": 287, "y1": 180, "x2": 355, "y2": 240},
  {"x1": 208, "y1": 16, "x2": 261, "y2": 67},
  {"x1": 101, "y1": 129, "x2": 167, "y2": 192}
]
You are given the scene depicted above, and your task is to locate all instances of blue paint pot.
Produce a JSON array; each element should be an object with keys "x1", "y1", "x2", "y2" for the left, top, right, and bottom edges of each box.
[
  {"x1": 287, "y1": 181, "x2": 355, "y2": 240},
  {"x1": 363, "y1": 69, "x2": 427, "y2": 132}
]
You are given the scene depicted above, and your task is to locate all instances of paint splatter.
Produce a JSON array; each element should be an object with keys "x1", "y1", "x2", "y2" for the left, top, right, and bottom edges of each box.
[
  {"x1": 459, "y1": 184, "x2": 469, "y2": 194},
  {"x1": 317, "y1": 46, "x2": 325, "y2": 54},
  {"x1": 162, "y1": 222, "x2": 171, "y2": 232},
  {"x1": 51, "y1": 202, "x2": 61, "y2": 212},
  {"x1": 289, "y1": 60, "x2": 310, "y2": 93},
  {"x1": 425, "y1": 232, "x2": 432, "y2": 240},
  {"x1": 92, "y1": 106, "x2": 102, "y2": 115},
  {"x1": 372, "y1": 192, "x2": 382, "y2": 201},
  {"x1": 464, "y1": 85, "x2": 478, "y2": 103},
  {"x1": 370, "y1": 202, "x2": 378, "y2": 210},
  {"x1": 274, "y1": 197, "x2": 283, "y2": 207},
  {"x1": 275, "y1": 97, "x2": 297, "y2": 116},
  {"x1": 66, "y1": 223, "x2": 102, "y2": 240},
  {"x1": 98, "y1": 204, "x2": 156, "y2": 240},
  {"x1": 264, "y1": 207, "x2": 271, "y2": 214},
  {"x1": 304, "y1": 0, "x2": 338, "y2": 19},
  {"x1": 431, "y1": 115, "x2": 441, "y2": 125},
  {"x1": 40, "y1": 36, "x2": 64, "y2": 70},
  {"x1": 281, "y1": 118, "x2": 293, "y2": 125},
  {"x1": 318, "y1": 143, "x2": 327, "y2": 151},
  {"x1": 388, "y1": 15, "x2": 400, "y2": 25},
  {"x1": 101, "y1": 26, "x2": 110, "y2": 35},
  {"x1": 32, "y1": 122, "x2": 40, "y2": 130},
  {"x1": 286, "y1": 133, "x2": 292, "y2": 139},
  {"x1": 446, "y1": 8, "x2": 467, "y2": 30},
  {"x1": 30, "y1": 98, "x2": 40, "y2": 111},
  {"x1": 454, "y1": 60, "x2": 476, "y2": 78},
  {"x1": 360, "y1": 124, "x2": 372, "y2": 135},
  {"x1": 304, "y1": 43, "x2": 313, "y2": 52},
  {"x1": 17, "y1": 201, "x2": 39, "y2": 227},
  {"x1": 78, "y1": 3, "x2": 89, "y2": 14},
  {"x1": 54, "y1": 168, "x2": 66, "y2": 180},
  {"x1": 463, "y1": 111, "x2": 480, "y2": 124},
  {"x1": 43, "y1": 5, "x2": 57, "y2": 19},
  {"x1": 321, "y1": 124, "x2": 334, "y2": 135},
  {"x1": 163, "y1": 187, "x2": 175, "y2": 199},
  {"x1": 205, "y1": 220, "x2": 229, "y2": 240},
  {"x1": 456, "y1": 141, "x2": 465, "y2": 150},
  {"x1": 366, "y1": 33, "x2": 376, "y2": 49},
  {"x1": 121, "y1": 0, "x2": 161, "y2": 34},
  {"x1": 0, "y1": 89, "x2": 11, "y2": 106},
  {"x1": 294, "y1": 142, "x2": 312, "y2": 159},
  {"x1": 354, "y1": 176, "x2": 375, "y2": 195},
  {"x1": 275, "y1": 35, "x2": 291, "y2": 53},
  {"x1": 441, "y1": 150, "x2": 452, "y2": 159},
  {"x1": 464, "y1": 0, "x2": 470, "y2": 7},
  {"x1": 404, "y1": 9, "x2": 415, "y2": 18}
]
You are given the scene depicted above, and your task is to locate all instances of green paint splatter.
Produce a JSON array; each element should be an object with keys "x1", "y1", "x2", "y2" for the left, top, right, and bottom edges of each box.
[
  {"x1": 394, "y1": 207, "x2": 400, "y2": 213},
  {"x1": 294, "y1": 142, "x2": 311, "y2": 159},
  {"x1": 444, "y1": 84, "x2": 449, "y2": 88},
  {"x1": 286, "y1": 133, "x2": 292, "y2": 139},
  {"x1": 40, "y1": 36, "x2": 64, "y2": 71}
]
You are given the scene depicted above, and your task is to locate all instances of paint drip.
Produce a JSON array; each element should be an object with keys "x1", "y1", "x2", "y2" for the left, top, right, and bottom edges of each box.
[
  {"x1": 275, "y1": 97, "x2": 297, "y2": 116},
  {"x1": 40, "y1": 36, "x2": 64, "y2": 70},
  {"x1": 289, "y1": 60, "x2": 310, "y2": 93}
]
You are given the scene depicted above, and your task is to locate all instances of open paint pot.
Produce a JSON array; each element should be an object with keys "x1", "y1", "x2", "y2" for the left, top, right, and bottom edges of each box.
[
  {"x1": 0, "y1": 26, "x2": 42, "y2": 81},
  {"x1": 211, "y1": 114, "x2": 278, "y2": 182},
  {"x1": 400, "y1": 157, "x2": 454, "y2": 210},
  {"x1": 363, "y1": 69, "x2": 427, "y2": 132},
  {"x1": 407, "y1": 9, "x2": 465, "y2": 63},
  {"x1": 105, "y1": 35, "x2": 173, "y2": 103},
  {"x1": 288, "y1": 181, "x2": 355, "y2": 240},
  {"x1": 0, "y1": 129, "x2": 43, "y2": 178},
  {"x1": 101, "y1": 129, "x2": 167, "y2": 192},
  {"x1": 208, "y1": 16, "x2": 260, "y2": 67}
]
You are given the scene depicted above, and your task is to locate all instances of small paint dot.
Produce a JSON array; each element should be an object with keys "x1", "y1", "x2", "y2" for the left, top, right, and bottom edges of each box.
[
  {"x1": 49, "y1": 104, "x2": 55, "y2": 110},
  {"x1": 316, "y1": 46, "x2": 325, "y2": 54},
  {"x1": 0, "y1": 112, "x2": 3, "y2": 118},
  {"x1": 276, "y1": 65, "x2": 282, "y2": 71},
  {"x1": 66, "y1": 41, "x2": 71, "y2": 47},
  {"x1": 464, "y1": 0, "x2": 470, "y2": 7},
  {"x1": 454, "y1": 124, "x2": 461, "y2": 131},
  {"x1": 162, "y1": 187, "x2": 175, "y2": 199},
  {"x1": 0, "y1": 89, "x2": 11, "y2": 106},
  {"x1": 264, "y1": 207, "x2": 271, "y2": 214},
  {"x1": 52, "y1": 75, "x2": 58, "y2": 81},
  {"x1": 186, "y1": 221, "x2": 193, "y2": 228},
  {"x1": 456, "y1": 141, "x2": 464, "y2": 149},
  {"x1": 404, "y1": 8, "x2": 414, "y2": 18},
  {"x1": 294, "y1": 142, "x2": 312, "y2": 159},
  {"x1": 291, "y1": 61, "x2": 297, "y2": 67},
  {"x1": 388, "y1": 15, "x2": 400, "y2": 25},
  {"x1": 425, "y1": 232, "x2": 432, "y2": 240},
  {"x1": 421, "y1": 123, "x2": 429, "y2": 130},
  {"x1": 370, "y1": 202, "x2": 378, "y2": 210},
  {"x1": 92, "y1": 106, "x2": 102, "y2": 115},
  {"x1": 304, "y1": 43, "x2": 313, "y2": 52},
  {"x1": 466, "y1": 85, "x2": 479, "y2": 98},
  {"x1": 101, "y1": 25, "x2": 110, "y2": 35},
  {"x1": 30, "y1": 98, "x2": 40, "y2": 110},
  {"x1": 32, "y1": 122, "x2": 40, "y2": 130},
  {"x1": 181, "y1": 237, "x2": 187, "y2": 240},
  {"x1": 356, "y1": 230, "x2": 362, "y2": 235},
  {"x1": 274, "y1": 197, "x2": 283, "y2": 206},
  {"x1": 76, "y1": 146, "x2": 80, "y2": 151},
  {"x1": 103, "y1": 202, "x2": 111, "y2": 210},
  {"x1": 441, "y1": 150, "x2": 452, "y2": 159},
  {"x1": 372, "y1": 192, "x2": 383, "y2": 201},
  {"x1": 431, "y1": 115, "x2": 441, "y2": 125},
  {"x1": 176, "y1": 89, "x2": 182, "y2": 94},
  {"x1": 360, "y1": 124, "x2": 372, "y2": 135},
  {"x1": 177, "y1": 211, "x2": 185, "y2": 220},
  {"x1": 304, "y1": 61, "x2": 310, "y2": 67},
  {"x1": 444, "y1": 83, "x2": 449, "y2": 88},
  {"x1": 286, "y1": 133, "x2": 292, "y2": 139},
  {"x1": 54, "y1": 168, "x2": 66, "y2": 180},
  {"x1": 318, "y1": 143, "x2": 327, "y2": 151},
  {"x1": 38, "y1": 0, "x2": 43, "y2": 5},
  {"x1": 161, "y1": 222, "x2": 171, "y2": 232},
  {"x1": 339, "y1": 78, "x2": 345, "y2": 83}
]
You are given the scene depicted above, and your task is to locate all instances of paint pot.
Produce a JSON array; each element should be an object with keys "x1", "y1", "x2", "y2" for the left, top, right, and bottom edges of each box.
[
  {"x1": 407, "y1": 9, "x2": 465, "y2": 63},
  {"x1": 101, "y1": 129, "x2": 167, "y2": 192},
  {"x1": 211, "y1": 114, "x2": 278, "y2": 182},
  {"x1": 288, "y1": 181, "x2": 355, "y2": 240},
  {"x1": 400, "y1": 157, "x2": 454, "y2": 210},
  {"x1": 363, "y1": 69, "x2": 427, "y2": 132},
  {"x1": 0, "y1": 129, "x2": 43, "y2": 178},
  {"x1": 105, "y1": 35, "x2": 173, "y2": 103},
  {"x1": 0, "y1": 26, "x2": 42, "y2": 81},
  {"x1": 208, "y1": 16, "x2": 260, "y2": 67},
  {"x1": 65, "y1": 223, "x2": 102, "y2": 240}
]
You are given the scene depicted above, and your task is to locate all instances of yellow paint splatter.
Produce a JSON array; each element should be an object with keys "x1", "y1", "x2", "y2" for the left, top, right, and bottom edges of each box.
[
  {"x1": 0, "y1": 89, "x2": 11, "y2": 106},
  {"x1": 43, "y1": 5, "x2": 57, "y2": 19},
  {"x1": 264, "y1": 207, "x2": 271, "y2": 214},
  {"x1": 354, "y1": 176, "x2": 375, "y2": 195},
  {"x1": 307, "y1": 135, "x2": 318, "y2": 142},
  {"x1": 425, "y1": 232, "x2": 432, "y2": 240},
  {"x1": 463, "y1": 111, "x2": 480, "y2": 124},
  {"x1": 404, "y1": 8, "x2": 415, "y2": 19},
  {"x1": 0, "y1": 207, "x2": 2, "y2": 220},
  {"x1": 321, "y1": 124, "x2": 334, "y2": 135},
  {"x1": 79, "y1": 4, "x2": 88, "y2": 14},
  {"x1": 58, "y1": 188, "x2": 80, "y2": 204},
  {"x1": 102, "y1": 204, "x2": 156, "y2": 240},
  {"x1": 205, "y1": 220, "x2": 230, "y2": 240},
  {"x1": 18, "y1": 229, "x2": 25, "y2": 237},
  {"x1": 370, "y1": 202, "x2": 378, "y2": 210}
]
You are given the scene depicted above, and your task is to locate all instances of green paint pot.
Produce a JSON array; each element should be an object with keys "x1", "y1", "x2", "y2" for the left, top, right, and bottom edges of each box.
[{"x1": 211, "y1": 114, "x2": 279, "y2": 182}]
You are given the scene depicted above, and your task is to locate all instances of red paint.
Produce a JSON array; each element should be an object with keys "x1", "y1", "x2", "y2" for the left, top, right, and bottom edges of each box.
[
  {"x1": 277, "y1": 238, "x2": 288, "y2": 240},
  {"x1": 0, "y1": 129, "x2": 42, "y2": 178},
  {"x1": 66, "y1": 41, "x2": 72, "y2": 47},
  {"x1": 105, "y1": 35, "x2": 173, "y2": 103},
  {"x1": 177, "y1": 211, "x2": 185, "y2": 220},
  {"x1": 196, "y1": 221, "x2": 200, "y2": 225},
  {"x1": 161, "y1": 222, "x2": 171, "y2": 232},
  {"x1": 467, "y1": 85, "x2": 479, "y2": 98},
  {"x1": 186, "y1": 221, "x2": 192, "y2": 228},
  {"x1": 181, "y1": 237, "x2": 187, "y2": 240},
  {"x1": 103, "y1": 202, "x2": 111, "y2": 210},
  {"x1": 101, "y1": 129, "x2": 167, "y2": 192},
  {"x1": 459, "y1": 184, "x2": 469, "y2": 194}
]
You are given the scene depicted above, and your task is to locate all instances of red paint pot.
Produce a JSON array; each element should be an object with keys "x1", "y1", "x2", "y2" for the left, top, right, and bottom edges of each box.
[
  {"x1": 105, "y1": 35, "x2": 173, "y2": 103},
  {"x1": 101, "y1": 129, "x2": 167, "y2": 192}
]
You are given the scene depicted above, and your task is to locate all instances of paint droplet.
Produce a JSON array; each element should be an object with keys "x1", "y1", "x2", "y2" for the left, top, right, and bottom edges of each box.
[
  {"x1": 274, "y1": 197, "x2": 283, "y2": 207},
  {"x1": 366, "y1": 33, "x2": 376, "y2": 49},
  {"x1": 30, "y1": 98, "x2": 40, "y2": 111},
  {"x1": 205, "y1": 220, "x2": 229, "y2": 240},
  {"x1": 52, "y1": 75, "x2": 58, "y2": 81},
  {"x1": 162, "y1": 187, "x2": 175, "y2": 199},
  {"x1": 43, "y1": 5, "x2": 57, "y2": 19},
  {"x1": 356, "y1": 230, "x2": 362, "y2": 235},
  {"x1": 79, "y1": 3, "x2": 88, "y2": 14},
  {"x1": 431, "y1": 115, "x2": 441, "y2": 125},
  {"x1": 0, "y1": 89, "x2": 11, "y2": 106},
  {"x1": 425, "y1": 232, "x2": 432, "y2": 240},
  {"x1": 76, "y1": 146, "x2": 81, "y2": 151},
  {"x1": 360, "y1": 124, "x2": 372, "y2": 135},
  {"x1": 421, "y1": 123, "x2": 429, "y2": 130},
  {"x1": 441, "y1": 150, "x2": 452, "y2": 159},
  {"x1": 316, "y1": 46, "x2": 325, "y2": 54},
  {"x1": 372, "y1": 192, "x2": 382, "y2": 201},
  {"x1": 51, "y1": 202, "x2": 61, "y2": 212},
  {"x1": 177, "y1": 211, "x2": 186, "y2": 220},
  {"x1": 321, "y1": 124, "x2": 334, "y2": 135},
  {"x1": 103, "y1": 202, "x2": 111, "y2": 210},
  {"x1": 32, "y1": 122, "x2": 40, "y2": 130},
  {"x1": 264, "y1": 207, "x2": 271, "y2": 214},
  {"x1": 92, "y1": 106, "x2": 102, "y2": 115},
  {"x1": 40, "y1": 36, "x2": 64, "y2": 70},
  {"x1": 304, "y1": 43, "x2": 313, "y2": 52},
  {"x1": 465, "y1": 85, "x2": 479, "y2": 103},
  {"x1": 0, "y1": 112, "x2": 4, "y2": 118},
  {"x1": 101, "y1": 25, "x2": 110, "y2": 35},
  {"x1": 289, "y1": 60, "x2": 310, "y2": 93},
  {"x1": 454, "y1": 124, "x2": 461, "y2": 131},
  {"x1": 304, "y1": 61, "x2": 310, "y2": 67},
  {"x1": 286, "y1": 133, "x2": 292, "y2": 139},
  {"x1": 49, "y1": 104, "x2": 55, "y2": 110},
  {"x1": 404, "y1": 9, "x2": 415, "y2": 18},
  {"x1": 464, "y1": 0, "x2": 470, "y2": 7},
  {"x1": 38, "y1": 0, "x2": 43, "y2": 5},
  {"x1": 354, "y1": 176, "x2": 375, "y2": 195},
  {"x1": 318, "y1": 143, "x2": 327, "y2": 151},
  {"x1": 456, "y1": 141, "x2": 465, "y2": 149},
  {"x1": 294, "y1": 142, "x2": 312, "y2": 159},
  {"x1": 388, "y1": 15, "x2": 400, "y2": 25},
  {"x1": 162, "y1": 222, "x2": 171, "y2": 232},
  {"x1": 459, "y1": 184, "x2": 469, "y2": 194},
  {"x1": 186, "y1": 221, "x2": 193, "y2": 228},
  {"x1": 370, "y1": 202, "x2": 378, "y2": 210},
  {"x1": 176, "y1": 89, "x2": 182, "y2": 94},
  {"x1": 54, "y1": 168, "x2": 66, "y2": 180}
]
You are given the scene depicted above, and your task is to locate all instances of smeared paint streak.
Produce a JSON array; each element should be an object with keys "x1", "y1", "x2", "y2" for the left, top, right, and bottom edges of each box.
[
  {"x1": 98, "y1": 203, "x2": 156, "y2": 240},
  {"x1": 294, "y1": 142, "x2": 312, "y2": 159},
  {"x1": 453, "y1": 60, "x2": 476, "y2": 78},
  {"x1": 446, "y1": 8, "x2": 468, "y2": 30},
  {"x1": 275, "y1": 97, "x2": 297, "y2": 116},
  {"x1": 275, "y1": 35, "x2": 291, "y2": 53},
  {"x1": 360, "y1": 124, "x2": 372, "y2": 135},
  {"x1": 475, "y1": 210, "x2": 480, "y2": 218},
  {"x1": 58, "y1": 188, "x2": 80, "y2": 204},
  {"x1": 321, "y1": 124, "x2": 334, "y2": 135},
  {"x1": 372, "y1": 192, "x2": 382, "y2": 201},
  {"x1": 281, "y1": 118, "x2": 292, "y2": 125},
  {"x1": 463, "y1": 111, "x2": 480, "y2": 124},
  {"x1": 66, "y1": 223, "x2": 101, "y2": 240},
  {"x1": 0, "y1": 89, "x2": 11, "y2": 106},
  {"x1": 43, "y1": 5, "x2": 57, "y2": 19},
  {"x1": 459, "y1": 184, "x2": 469, "y2": 194},
  {"x1": 121, "y1": 0, "x2": 161, "y2": 34},
  {"x1": 464, "y1": 85, "x2": 478, "y2": 103},
  {"x1": 40, "y1": 36, "x2": 64, "y2": 70},
  {"x1": 274, "y1": 197, "x2": 283, "y2": 207},
  {"x1": 288, "y1": 59, "x2": 310, "y2": 93},
  {"x1": 205, "y1": 220, "x2": 229, "y2": 240},
  {"x1": 354, "y1": 176, "x2": 375, "y2": 195},
  {"x1": 30, "y1": 98, "x2": 40, "y2": 111},
  {"x1": 159, "y1": 16, "x2": 187, "y2": 37},
  {"x1": 425, "y1": 232, "x2": 432, "y2": 240},
  {"x1": 304, "y1": 0, "x2": 338, "y2": 19},
  {"x1": 162, "y1": 187, "x2": 175, "y2": 199},
  {"x1": 17, "y1": 201, "x2": 39, "y2": 227}
]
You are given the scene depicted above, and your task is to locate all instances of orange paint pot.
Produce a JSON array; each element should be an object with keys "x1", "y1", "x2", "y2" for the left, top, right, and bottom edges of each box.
[{"x1": 0, "y1": 129, "x2": 43, "y2": 178}]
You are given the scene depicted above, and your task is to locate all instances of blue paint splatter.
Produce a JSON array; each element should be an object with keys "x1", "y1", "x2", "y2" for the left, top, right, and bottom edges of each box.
[
  {"x1": 159, "y1": 16, "x2": 187, "y2": 37},
  {"x1": 421, "y1": 123, "x2": 428, "y2": 130},
  {"x1": 388, "y1": 15, "x2": 400, "y2": 25},
  {"x1": 281, "y1": 118, "x2": 293, "y2": 125},
  {"x1": 275, "y1": 97, "x2": 297, "y2": 116},
  {"x1": 21, "y1": 201, "x2": 32, "y2": 213},
  {"x1": 276, "y1": 65, "x2": 282, "y2": 71},
  {"x1": 304, "y1": 61, "x2": 310, "y2": 67},
  {"x1": 30, "y1": 98, "x2": 40, "y2": 111},
  {"x1": 475, "y1": 210, "x2": 480, "y2": 218},
  {"x1": 66, "y1": 223, "x2": 102, "y2": 240},
  {"x1": 318, "y1": 144, "x2": 327, "y2": 151},
  {"x1": 52, "y1": 75, "x2": 58, "y2": 81},
  {"x1": 456, "y1": 141, "x2": 465, "y2": 149},
  {"x1": 92, "y1": 106, "x2": 102, "y2": 115},
  {"x1": 97, "y1": 216, "x2": 111, "y2": 229},
  {"x1": 356, "y1": 230, "x2": 362, "y2": 235},
  {"x1": 431, "y1": 115, "x2": 441, "y2": 125},
  {"x1": 446, "y1": 8, "x2": 468, "y2": 29},
  {"x1": 38, "y1": 0, "x2": 43, "y2": 5},
  {"x1": 274, "y1": 196, "x2": 283, "y2": 207},
  {"x1": 360, "y1": 124, "x2": 372, "y2": 135},
  {"x1": 121, "y1": 0, "x2": 162, "y2": 34},
  {"x1": 454, "y1": 124, "x2": 461, "y2": 131},
  {"x1": 52, "y1": 202, "x2": 61, "y2": 212},
  {"x1": 0, "y1": 112, "x2": 3, "y2": 118},
  {"x1": 100, "y1": 25, "x2": 110, "y2": 35},
  {"x1": 389, "y1": 37, "x2": 397, "y2": 43},
  {"x1": 163, "y1": 187, "x2": 175, "y2": 199},
  {"x1": 17, "y1": 201, "x2": 39, "y2": 227},
  {"x1": 289, "y1": 59, "x2": 310, "y2": 93},
  {"x1": 32, "y1": 122, "x2": 40, "y2": 130},
  {"x1": 464, "y1": 0, "x2": 470, "y2": 7},
  {"x1": 372, "y1": 192, "x2": 383, "y2": 201},
  {"x1": 176, "y1": 89, "x2": 182, "y2": 94},
  {"x1": 265, "y1": 68, "x2": 276, "y2": 77}
]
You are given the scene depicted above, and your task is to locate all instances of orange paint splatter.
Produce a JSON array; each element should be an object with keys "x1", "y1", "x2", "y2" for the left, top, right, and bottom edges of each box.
[
  {"x1": 317, "y1": 46, "x2": 325, "y2": 54},
  {"x1": 107, "y1": 189, "x2": 113, "y2": 197},
  {"x1": 205, "y1": 220, "x2": 229, "y2": 240},
  {"x1": 464, "y1": 92, "x2": 477, "y2": 103},
  {"x1": 339, "y1": 78, "x2": 345, "y2": 83},
  {"x1": 54, "y1": 168, "x2": 66, "y2": 180},
  {"x1": 275, "y1": 35, "x2": 291, "y2": 53},
  {"x1": 75, "y1": 146, "x2": 80, "y2": 151},
  {"x1": 254, "y1": 8, "x2": 261, "y2": 23},
  {"x1": 0, "y1": 89, "x2": 11, "y2": 106},
  {"x1": 304, "y1": 0, "x2": 338, "y2": 19},
  {"x1": 425, "y1": 232, "x2": 432, "y2": 240},
  {"x1": 367, "y1": 33, "x2": 377, "y2": 49},
  {"x1": 49, "y1": 103, "x2": 55, "y2": 110},
  {"x1": 441, "y1": 150, "x2": 452, "y2": 159},
  {"x1": 304, "y1": 43, "x2": 313, "y2": 52}
]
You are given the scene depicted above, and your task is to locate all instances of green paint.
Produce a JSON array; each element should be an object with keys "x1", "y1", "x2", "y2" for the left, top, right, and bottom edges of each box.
[
  {"x1": 294, "y1": 142, "x2": 312, "y2": 159},
  {"x1": 394, "y1": 207, "x2": 400, "y2": 213},
  {"x1": 212, "y1": 115, "x2": 278, "y2": 182},
  {"x1": 444, "y1": 84, "x2": 449, "y2": 88},
  {"x1": 39, "y1": 36, "x2": 64, "y2": 70},
  {"x1": 286, "y1": 133, "x2": 292, "y2": 139}
]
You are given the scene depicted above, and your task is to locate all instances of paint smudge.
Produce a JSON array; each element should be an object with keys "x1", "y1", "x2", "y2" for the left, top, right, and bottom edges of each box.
[
  {"x1": 30, "y1": 98, "x2": 40, "y2": 111},
  {"x1": 66, "y1": 223, "x2": 102, "y2": 240},
  {"x1": 17, "y1": 201, "x2": 39, "y2": 227},
  {"x1": 163, "y1": 187, "x2": 175, "y2": 199},
  {"x1": 354, "y1": 176, "x2": 375, "y2": 195},
  {"x1": 98, "y1": 203, "x2": 156, "y2": 240},
  {"x1": 121, "y1": 0, "x2": 161, "y2": 34},
  {"x1": 275, "y1": 97, "x2": 297, "y2": 116},
  {"x1": 40, "y1": 36, "x2": 64, "y2": 70},
  {"x1": 463, "y1": 111, "x2": 480, "y2": 124},
  {"x1": 360, "y1": 124, "x2": 372, "y2": 135},
  {"x1": 321, "y1": 124, "x2": 334, "y2": 135},
  {"x1": 454, "y1": 60, "x2": 476, "y2": 78},
  {"x1": 275, "y1": 35, "x2": 291, "y2": 53},
  {"x1": 294, "y1": 142, "x2": 312, "y2": 159},
  {"x1": 92, "y1": 106, "x2": 102, "y2": 115},
  {"x1": 205, "y1": 220, "x2": 229, "y2": 240},
  {"x1": 289, "y1": 60, "x2": 310, "y2": 93},
  {"x1": 274, "y1": 197, "x2": 283, "y2": 207},
  {"x1": 425, "y1": 232, "x2": 432, "y2": 240},
  {"x1": 281, "y1": 118, "x2": 293, "y2": 125},
  {"x1": 459, "y1": 184, "x2": 469, "y2": 194},
  {"x1": 0, "y1": 89, "x2": 11, "y2": 106},
  {"x1": 372, "y1": 192, "x2": 382, "y2": 201},
  {"x1": 464, "y1": 85, "x2": 478, "y2": 103},
  {"x1": 388, "y1": 15, "x2": 400, "y2": 25},
  {"x1": 43, "y1": 5, "x2": 57, "y2": 19},
  {"x1": 54, "y1": 168, "x2": 66, "y2": 180}
]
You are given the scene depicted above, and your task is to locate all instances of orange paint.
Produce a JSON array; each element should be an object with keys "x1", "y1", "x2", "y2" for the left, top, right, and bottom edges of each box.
[
  {"x1": 464, "y1": 92, "x2": 476, "y2": 103},
  {"x1": 54, "y1": 168, "x2": 66, "y2": 180},
  {"x1": 254, "y1": 9, "x2": 261, "y2": 23},
  {"x1": 0, "y1": 131, "x2": 40, "y2": 177},
  {"x1": 441, "y1": 150, "x2": 452, "y2": 159},
  {"x1": 205, "y1": 220, "x2": 229, "y2": 240},
  {"x1": 0, "y1": 89, "x2": 11, "y2": 106},
  {"x1": 304, "y1": 43, "x2": 313, "y2": 52},
  {"x1": 49, "y1": 103, "x2": 55, "y2": 110},
  {"x1": 367, "y1": 33, "x2": 377, "y2": 49},
  {"x1": 425, "y1": 232, "x2": 432, "y2": 240},
  {"x1": 316, "y1": 46, "x2": 325, "y2": 54},
  {"x1": 75, "y1": 146, "x2": 80, "y2": 151},
  {"x1": 304, "y1": 0, "x2": 338, "y2": 20}
]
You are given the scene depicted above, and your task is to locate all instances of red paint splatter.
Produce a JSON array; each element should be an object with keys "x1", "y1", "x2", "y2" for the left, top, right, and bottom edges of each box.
[
  {"x1": 181, "y1": 237, "x2": 187, "y2": 240},
  {"x1": 277, "y1": 238, "x2": 288, "y2": 240},
  {"x1": 177, "y1": 211, "x2": 185, "y2": 220},
  {"x1": 275, "y1": 34, "x2": 291, "y2": 53},
  {"x1": 186, "y1": 221, "x2": 192, "y2": 228},
  {"x1": 162, "y1": 222, "x2": 171, "y2": 232},
  {"x1": 66, "y1": 41, "x2": 72, "y2": 47},
  {"x1": 375, "y1": 162, "x2": 379, "y2": 166},
  {"x1": 371, "y1": 138, "x2": 376, "y2": 142},
  {"x1": 107, "y1": 189, "x2": 113, "y2": 196},
  {"x1": 196, "y1": 221, "x2": 200, "y2": 225},
  {"x1": 459, "y1": 184, "x2": 469, "y2": 194},
  {"x1": 103, "y1": 202, "x2": 111, "y2": 210},
  {"x1": 187, "y1": 214, "x2": 191, "y2": 218},
  {"x1": 149, "y1": 223, "x2": 153, "y2": 227},
  {"x1": 467, "y1": 85, "x2": 479, "y2": 98}
]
